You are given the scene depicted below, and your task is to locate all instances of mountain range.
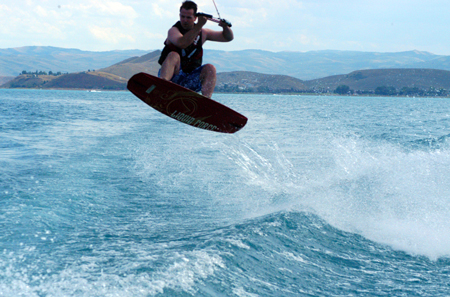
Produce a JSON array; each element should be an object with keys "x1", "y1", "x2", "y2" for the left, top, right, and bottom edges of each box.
[
  {"x1": 0, "y1": 46, "x2": 148, "y2": 77},
  {"x1": 205, "y1": 49, "x2": 450, "y2": 80},
  {"x1": 2, "y1": 46, "x2": 450, "y2": 80},
  {"x1": 1, "y1": 46, "x2": 450, "y2": 94}
]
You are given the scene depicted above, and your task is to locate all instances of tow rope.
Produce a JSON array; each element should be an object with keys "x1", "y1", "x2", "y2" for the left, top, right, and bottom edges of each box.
[{"x1": 196, "y1": 0, "x2": 232, "y2": 27}]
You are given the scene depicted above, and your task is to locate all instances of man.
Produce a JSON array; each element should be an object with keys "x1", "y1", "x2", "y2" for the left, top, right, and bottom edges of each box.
[{"x1": 158, "y1": 0, "x2": 234, "y2": 98}]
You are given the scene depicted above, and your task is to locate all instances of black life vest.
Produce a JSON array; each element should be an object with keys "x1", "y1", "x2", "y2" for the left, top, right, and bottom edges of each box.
[{"x1": 158, "y1": 21, "x2": 203, "y2": 73}]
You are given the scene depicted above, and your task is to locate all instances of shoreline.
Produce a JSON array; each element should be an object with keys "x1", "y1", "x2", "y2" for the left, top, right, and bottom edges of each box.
[{"x1": 1, "y1": 88, "x2": 449, "y2": 98}]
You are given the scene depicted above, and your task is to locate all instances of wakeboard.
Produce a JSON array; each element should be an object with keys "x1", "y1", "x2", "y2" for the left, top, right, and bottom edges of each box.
[{"x1": 127, "y1": 72, "x2": 247, "y2": 133}]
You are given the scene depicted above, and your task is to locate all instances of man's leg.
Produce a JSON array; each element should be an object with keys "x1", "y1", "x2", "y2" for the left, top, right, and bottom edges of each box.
[
  {"x1": 160, "y1": 52, "x2": 181, "y2": 81},
  {"x1": 199, "y1": 64, "x2": 216, "y2": 98}
]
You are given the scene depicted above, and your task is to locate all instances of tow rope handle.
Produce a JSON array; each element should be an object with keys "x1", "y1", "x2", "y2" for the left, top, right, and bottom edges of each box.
[{"x1": 196, "y1": 12, "x2": 232, "y2": 28}]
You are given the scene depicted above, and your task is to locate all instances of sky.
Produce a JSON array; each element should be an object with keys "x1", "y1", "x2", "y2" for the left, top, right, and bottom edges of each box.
[{"x1": 0, "y1": 0, "x2": 449, "y2": 54}]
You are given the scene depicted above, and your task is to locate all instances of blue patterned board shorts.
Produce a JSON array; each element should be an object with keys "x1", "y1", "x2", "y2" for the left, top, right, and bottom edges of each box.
[{"x1": 158, "y1": 65, "x2": 204, "y2": 92}]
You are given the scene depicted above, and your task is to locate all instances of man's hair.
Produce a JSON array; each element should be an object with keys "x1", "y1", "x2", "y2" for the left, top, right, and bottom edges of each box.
[{"x1": 180, "y1": 1, "x2": 197, "y2": 14}]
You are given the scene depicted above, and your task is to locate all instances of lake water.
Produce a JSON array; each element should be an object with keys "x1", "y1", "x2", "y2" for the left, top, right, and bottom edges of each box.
[{"x1": 1, "y1": 89, "x2": 450, "y2": 296}]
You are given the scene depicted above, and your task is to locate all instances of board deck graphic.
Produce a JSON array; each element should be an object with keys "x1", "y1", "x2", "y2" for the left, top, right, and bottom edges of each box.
[{"x1": 127, "y1": 72, "x2": 247, "y2": 133}]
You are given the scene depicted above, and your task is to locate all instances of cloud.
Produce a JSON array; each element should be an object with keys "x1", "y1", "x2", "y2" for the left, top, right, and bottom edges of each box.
[
  {"x1": 65, "y1": 0, "x2": 138, "y2": 19},
  {"x1": 0, "y1": 1, "x2": 143, "y2": 49},
  {"x1": 152, "y1": 3, "x2": 174, "y2": 18},
  {"x1": 0, "y1": 0, "x2": 449, "y2": 54},
  {"x1": 89, "y1": 26, "x2": 135, "y2": 44}
]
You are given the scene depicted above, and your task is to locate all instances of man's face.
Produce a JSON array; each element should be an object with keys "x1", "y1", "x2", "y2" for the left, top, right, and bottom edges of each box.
[{"x1": 179, "y1": 8, "x2": 197, "y2": 30}]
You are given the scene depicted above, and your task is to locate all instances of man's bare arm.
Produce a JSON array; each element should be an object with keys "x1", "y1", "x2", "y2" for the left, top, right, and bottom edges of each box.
[
  {"x1": 204, "y1": 21, "x2": 234, "y2": 42},
  {"x1": 168, "y1": 17, "x2": 208, "y2": 49}
]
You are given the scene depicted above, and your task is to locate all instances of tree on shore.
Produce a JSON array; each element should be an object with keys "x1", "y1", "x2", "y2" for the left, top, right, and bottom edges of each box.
[
  {"x1": 375, "y1": 86, "x2": 397, "y2": 96},
  {"x1": 20, "y1": 70, "x2": 63, "y2": 76},
  {"x1": 335, "y1": 85, "x2": 351, "y2": 95}
]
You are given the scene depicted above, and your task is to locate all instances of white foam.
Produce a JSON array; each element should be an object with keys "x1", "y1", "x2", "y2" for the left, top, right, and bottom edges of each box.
[
  {"x1": 0, "y1": 249, "x2": 225, "y2": 296},
  {"x1": 305, "y1": 137, "x2": 450, "y2": 259},
  {"x1": 216, "y1": 131, "x2": 450, "y2": 259}
]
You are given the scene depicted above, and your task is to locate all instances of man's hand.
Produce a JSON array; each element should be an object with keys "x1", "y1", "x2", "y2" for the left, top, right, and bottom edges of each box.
[
  {"x1": 218, "y1": 19, "x2": 232, "y2": 28},
  {"x1": 197, "y1": 15, "x2": 208, "y2": 27}
]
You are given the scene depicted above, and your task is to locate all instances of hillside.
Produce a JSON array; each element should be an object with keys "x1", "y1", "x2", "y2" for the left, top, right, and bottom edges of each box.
[
  {"x1": 99, "y1": 50, "x2": 161, "y2": 79},
  {"x1": 98, "y1": 51, "x2": 450, "y2": 94},
  {"x1": 1, "y1": 74, "x2": 59, "y2": 88},
  {"x1": 2, "y1": 48, "x2": 450, "y2": 95},
  {"x1": 2, "y1": 46, "x2": 450, "y2": 80},
  {"x1": 304, "y1": 69, "x2": 450, "y2": 92},
  {"x1": 0, "y1": 76, "x2": 14, "y2": 85},
  {"x1": 0, "y1": 46, "x2": 149, "y2": 77},
  {"x1": 205, "y1": 49, "x2": 445, "y2": 80},
  {"x1": 407, "y1": 56, "x2": 450, "y2": 70},
  {"x1": 2, "y1": 71, "x2": 127, "y2": 90},
  {"x1": 43, "y1": 72, "x2": 126, "y2": 90},
  {"x1": 216, "y1": 71, "x2": 306, "y2": 93}
]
